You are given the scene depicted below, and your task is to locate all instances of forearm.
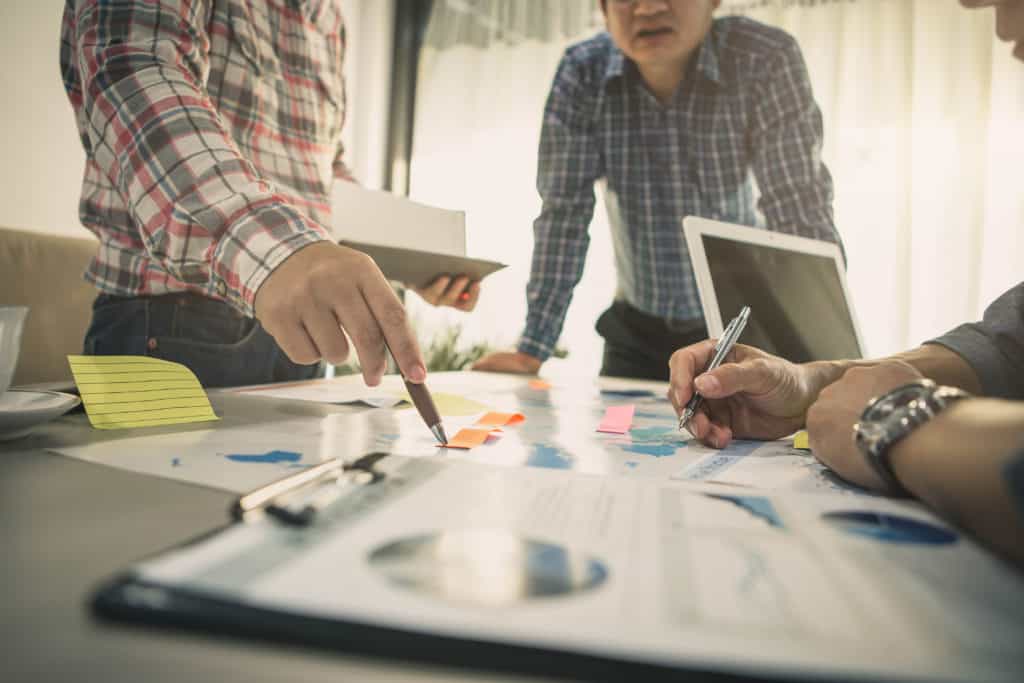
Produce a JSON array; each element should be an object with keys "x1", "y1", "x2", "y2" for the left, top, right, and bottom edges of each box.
[
  {"x1": 799, "y1": 344, "x2": 983, "y2": 413},
  {"x1": 519, "y1": 203, "x2": 593, "y2": 360},
  {"x1": 892, "y1": 345, "x2": 983, "y2": 394},
  {"x1": 889, "y1": 399, "x2": 1024, "y2": 568}
]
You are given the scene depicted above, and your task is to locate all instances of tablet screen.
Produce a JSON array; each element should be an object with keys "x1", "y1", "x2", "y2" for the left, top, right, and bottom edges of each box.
[{"x1": 702, "y1": 235, "x2": 862, "y2": 363}]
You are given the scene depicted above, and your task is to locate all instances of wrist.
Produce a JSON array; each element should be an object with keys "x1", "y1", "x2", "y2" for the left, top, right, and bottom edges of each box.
[
  {"x1": 802, "y1": 359, "x2": 856, "y2": 401},
  {"x1": 854, "y1": 380, "x2": 971, "y2": 495},
  {"x1": 516, "y1": 337, "x2": 552, "y2": 363}
]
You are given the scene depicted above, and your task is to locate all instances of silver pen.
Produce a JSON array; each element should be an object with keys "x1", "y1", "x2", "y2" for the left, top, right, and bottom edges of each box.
[{"x1": 678, "y1": 306, "x2": 751, "y2": 432}]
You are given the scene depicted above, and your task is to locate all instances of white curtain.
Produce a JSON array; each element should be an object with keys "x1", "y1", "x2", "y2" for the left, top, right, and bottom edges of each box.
[{"x1": 408, "y1": 0, "x2": 1024, "y2": 374}]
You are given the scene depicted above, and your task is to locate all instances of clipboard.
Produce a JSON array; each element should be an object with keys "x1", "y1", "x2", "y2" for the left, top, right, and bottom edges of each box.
[
  {"x1": 89, "y1": 453, "x2": 1024, "y2": 682},
  {"x1": 340, "y1": 240, "x2": 507, "y2": 290},
  {"x1": 89, "y1": 453, "x2": 702, "y2": 680}
]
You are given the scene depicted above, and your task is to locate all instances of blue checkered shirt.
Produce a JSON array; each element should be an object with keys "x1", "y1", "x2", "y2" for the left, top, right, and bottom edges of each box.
[{"x1": 517, "y1": 17, "x2": 839, "y2": 361}]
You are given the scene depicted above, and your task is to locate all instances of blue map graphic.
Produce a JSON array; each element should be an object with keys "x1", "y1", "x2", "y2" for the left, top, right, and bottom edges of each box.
[
  {"x1": 618, "y1": 426, "x2": 687, "y2": 458},
  {"x1": 823, "y1": 511, "x2": 957, "y2": 545},
  {"x1": 621, "y1": 443, "x2": 676, "y2": 457},
  {"x1": 527, "y1": 444, "x2": 572, "y2": 469},
  {"x1": 226, "y1": 449, "x2": 302, "y2": 464},
  {"x1": 707, "y1": 494, "x2": 785, "y2": 528},
  {"x1": 601, "y1": 389, "x2": 656, "y2": 398}
]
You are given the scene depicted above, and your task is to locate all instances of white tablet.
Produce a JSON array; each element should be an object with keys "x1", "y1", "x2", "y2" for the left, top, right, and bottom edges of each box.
[{"x1": 683, "y1": 216, "x2": 866, "y2": 362}]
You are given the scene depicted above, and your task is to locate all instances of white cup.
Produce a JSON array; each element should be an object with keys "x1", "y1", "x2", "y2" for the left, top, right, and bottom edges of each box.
[{"x1": 0, "y1": 306, "x2": 29, "y2": 394}]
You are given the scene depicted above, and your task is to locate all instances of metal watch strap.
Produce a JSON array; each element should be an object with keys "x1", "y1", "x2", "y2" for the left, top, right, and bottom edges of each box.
[{"x1": 856, "y1": 380, "x2": 969, "y2": 496}]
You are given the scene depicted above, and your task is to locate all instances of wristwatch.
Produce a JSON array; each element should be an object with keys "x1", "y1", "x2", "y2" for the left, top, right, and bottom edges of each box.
[{"x1": 854, "y1": 379, "x2": 969, "y2": 495}]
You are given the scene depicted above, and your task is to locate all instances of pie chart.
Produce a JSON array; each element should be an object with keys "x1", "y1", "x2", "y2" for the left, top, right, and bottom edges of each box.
[{"x1": 368, "y1": 529, "x2": 608, "y2": 605}]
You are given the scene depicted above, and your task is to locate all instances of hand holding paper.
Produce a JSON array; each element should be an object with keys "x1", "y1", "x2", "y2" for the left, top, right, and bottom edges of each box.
[{"x1": 413, "y1": 275, "x2": 481, "y2": 311}]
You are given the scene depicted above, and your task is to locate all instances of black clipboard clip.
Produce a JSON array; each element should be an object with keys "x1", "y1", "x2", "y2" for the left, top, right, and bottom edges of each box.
[{"x1": 232, "y1": 452, "x2": 388, "y2": 527}]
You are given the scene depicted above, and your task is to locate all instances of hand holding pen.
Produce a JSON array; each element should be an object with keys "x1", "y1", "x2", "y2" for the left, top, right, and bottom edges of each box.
[{"x1": 677, "y1": 306, "x2": 751, "y2": 433}]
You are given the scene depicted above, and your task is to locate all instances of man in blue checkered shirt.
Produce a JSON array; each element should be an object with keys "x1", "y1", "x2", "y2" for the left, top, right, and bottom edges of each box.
[{"x1": 474, "y1": 0, "x2": 841, "y2": 380}]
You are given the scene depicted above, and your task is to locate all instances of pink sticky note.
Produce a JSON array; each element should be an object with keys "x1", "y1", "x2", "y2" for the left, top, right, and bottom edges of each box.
[{"x1": 597, "y1": 405, "x2": 635, "y2": 434}]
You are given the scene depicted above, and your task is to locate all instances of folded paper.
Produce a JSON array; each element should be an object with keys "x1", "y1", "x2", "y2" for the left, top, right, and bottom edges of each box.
[{"x1": 476, "y1": 411, "x2": 525, "y2": 427}]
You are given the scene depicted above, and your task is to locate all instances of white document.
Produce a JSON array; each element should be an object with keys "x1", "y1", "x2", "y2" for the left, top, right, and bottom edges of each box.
[
  {"x1": 134, "y1": 460, "x2": 1024, "y2": 681},
  {"x1": 235, "y1": 376, "x2": 407, "y2": 408},
  {"x1": 52, "y1": 373, "x2": 870, "y2": 496},
  {"x1": 331, "y1": 181, "x2": 466, "y2": 256}
]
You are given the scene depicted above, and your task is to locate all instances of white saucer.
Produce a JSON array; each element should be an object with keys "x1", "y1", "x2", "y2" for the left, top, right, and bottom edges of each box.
[{"x1": 0, "y1": 390, "x2": 81, "y2": 441}]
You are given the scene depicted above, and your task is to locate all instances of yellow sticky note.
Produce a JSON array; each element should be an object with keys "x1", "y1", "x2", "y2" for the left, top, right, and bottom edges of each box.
[
  {"x1": 399, "y1": 391, "x2": 490, "y2": 417},
  {"x1": 68, "y1": 355, "x2": 219, "y2": 430},
  {"x1": 793, "y1": 431, "x2": 810, "y2": 450}
]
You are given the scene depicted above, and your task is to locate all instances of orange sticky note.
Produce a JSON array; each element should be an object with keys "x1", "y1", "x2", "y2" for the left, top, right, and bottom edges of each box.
[
  {"x1": 476, "y1": 411, "x2": 525, "y2": 427},
  {"x1": 528, "y1": 379, "x2": 552, "y2": 390},
  {"x1": 442, "y1": 427, "x2": 494, "y2": 449},
  {"x1": 597, "y1": 405, "x2": 635, "y2": 434}
]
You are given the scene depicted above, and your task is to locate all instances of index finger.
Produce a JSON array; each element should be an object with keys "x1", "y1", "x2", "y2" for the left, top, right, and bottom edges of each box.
[
  {"x1": 359, "y1": 274, "x2": 427, "y2": 383},
  {"x1": 668, "y1": 339, "x2": 717, "y2": 409}
]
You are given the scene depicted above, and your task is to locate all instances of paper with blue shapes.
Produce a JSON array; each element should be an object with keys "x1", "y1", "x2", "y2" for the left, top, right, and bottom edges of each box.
[{"x1": 50, "y1": 372, "x2": 866, "y2": 496}]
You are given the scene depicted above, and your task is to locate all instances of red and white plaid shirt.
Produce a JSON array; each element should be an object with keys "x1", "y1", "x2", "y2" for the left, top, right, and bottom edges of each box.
[{"x1": 60, "y1": 0, "x2": 350, "y2": 315}]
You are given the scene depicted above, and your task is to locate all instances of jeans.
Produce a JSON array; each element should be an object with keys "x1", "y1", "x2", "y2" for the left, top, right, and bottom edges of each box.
[
  {"x1": 83, "y1": 293, "x2": 321, "y2": 388},
  {"x1": 595, "y1": 301, "x2": 707, "y2": 381}
]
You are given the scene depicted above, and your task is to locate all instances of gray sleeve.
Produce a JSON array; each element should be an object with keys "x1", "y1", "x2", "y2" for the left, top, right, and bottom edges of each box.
[{"x1": 927, "y1": 281, "x2": 1024, "y2": 399}]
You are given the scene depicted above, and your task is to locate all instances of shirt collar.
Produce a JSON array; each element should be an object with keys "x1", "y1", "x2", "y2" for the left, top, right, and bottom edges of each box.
[{"x1": 602, "y1": 25, "x2": 723, "y2": 89}]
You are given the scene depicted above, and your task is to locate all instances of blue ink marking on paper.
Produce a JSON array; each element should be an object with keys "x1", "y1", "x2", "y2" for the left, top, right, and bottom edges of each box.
[
  {"x1": 619, "y1": 425, "x2": 687, "y2": 457},
  {"x1": 677, "y1": 453, "x2": 740, "y2": 480},
  {"x1": 625, "y1": 461, "x2": 639, "y2": 469},
  {"x1": 527, "y1": 444, "x2": 571, "y2": 470},
  {"x1": 823, "y1": 511, "x2": 957, "y2": 545},
  {"x1": 721, "y1": 440, "x2": 764, "y2": 458},
  {"x1": 601, "y1": 389, "x2": 656, "y2": 398},
  {"x1": 622, "y1": 443, "x2": 677, "y2": 457},
  {"x1": 171, "y1": 458, "x2": 181, "y2": 467},
  {"x1": 629, "y1": 426, "x2": 677, "y2": 441},
  {"x1": 226, "y1": 450, "x2": 302, "y2": 464},
  {"x1": 707, "y1": 494, "x2": 784, "y2": 529}
]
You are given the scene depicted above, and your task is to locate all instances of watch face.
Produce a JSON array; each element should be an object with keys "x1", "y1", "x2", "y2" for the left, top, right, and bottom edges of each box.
[
  {"x1": 862, "y1": 381, "x2": 932, "y2": 423},
  {"x1": 857, "y1": 380, "x2": 935, "y2": 457}
]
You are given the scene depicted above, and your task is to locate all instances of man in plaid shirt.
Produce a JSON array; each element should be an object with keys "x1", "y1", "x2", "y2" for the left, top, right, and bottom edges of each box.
[
  {"x1": 475, "y1": 0, "x2": 842, "y2": 381},
  {"x1": 61, "y1": 0, "x2": 475, "y2": 388}
]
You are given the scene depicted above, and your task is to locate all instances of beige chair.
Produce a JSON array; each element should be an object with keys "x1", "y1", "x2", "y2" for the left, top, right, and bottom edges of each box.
[{"x1": 0, "y1": 226, "x2": 97, "y2": 385}]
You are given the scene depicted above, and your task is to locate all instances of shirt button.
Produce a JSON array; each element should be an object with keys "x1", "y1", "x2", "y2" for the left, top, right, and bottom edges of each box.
[{"x1": 216, "y1": 281, "x2": 227, "y2": 297}]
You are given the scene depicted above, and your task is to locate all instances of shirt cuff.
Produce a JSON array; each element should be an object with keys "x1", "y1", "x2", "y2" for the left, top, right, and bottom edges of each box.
[
  {"x1": 516, "y1": 335, "x2": 554, "y2": 363},
  {"x1": 925, "y1": 328, "x2": 1014, "y2": 399},
  {"x1": 210, "y1": 201, "x2": 331, "y2": 316}
]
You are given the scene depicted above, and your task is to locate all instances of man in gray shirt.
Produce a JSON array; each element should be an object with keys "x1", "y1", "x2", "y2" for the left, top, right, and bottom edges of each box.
[{"x1": 666, "y1": 0, "x2": 1024, "y2": 569}]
